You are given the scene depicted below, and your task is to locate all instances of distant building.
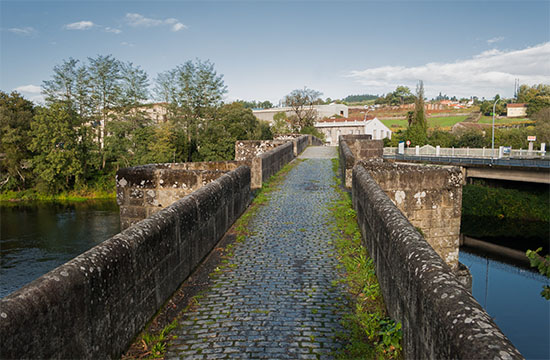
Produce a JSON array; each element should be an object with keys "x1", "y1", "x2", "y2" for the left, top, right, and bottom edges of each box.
[
  {"x1": 506, "y1": 103, "x2": 527, "y2": 117},
  {"x1": 253, "y1": 103, "x2": 348, "y2": 124},
  {"x1": 315, "y1": 116, "x2": 391, "y2": 145}
]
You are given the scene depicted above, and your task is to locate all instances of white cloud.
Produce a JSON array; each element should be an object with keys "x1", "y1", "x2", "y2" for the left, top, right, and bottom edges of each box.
[
  {"x1": 121, "y1": 42, "x2": 135, "y2": 47},
  {"x1": 105, "y1": 27, "x2": 122, "y2": 34},
  {"x1": 171, "y1": 23, "x2": 187, "y2": 32},
  {"x1": 14, "y1": 84, "x2": 41, "y2": 93},
  {"x1": 8, "y1": 27, "x2": 35, "y2": 35},
  {"x1": 487, "y1": 36, "x2": 505, "y2": 44},
  {"x1": 125, "y1": 13, "x2": 187, "y2": 31},
  {"x1": 347, "y1": 43, "x2": 550, "y2": 98},
  {"x1": 65, "y1": 21, "x2": 95, "y2": 30}
]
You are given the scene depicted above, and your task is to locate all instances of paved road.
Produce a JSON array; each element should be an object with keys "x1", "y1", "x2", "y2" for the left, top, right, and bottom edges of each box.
[{"x1": 166, "y1": 148, "x2": 346, "y2": 359}]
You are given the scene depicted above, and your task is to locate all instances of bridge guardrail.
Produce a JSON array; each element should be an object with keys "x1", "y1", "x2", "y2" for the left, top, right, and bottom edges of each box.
[{"x1": 384, "y1": 154, "x2": 550, "y2": 168}]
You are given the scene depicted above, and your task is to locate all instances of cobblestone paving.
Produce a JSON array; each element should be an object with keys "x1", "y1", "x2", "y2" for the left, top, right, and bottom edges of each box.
[{"x1": 166, "y1": 153, "x2": 347, "y2": 359}]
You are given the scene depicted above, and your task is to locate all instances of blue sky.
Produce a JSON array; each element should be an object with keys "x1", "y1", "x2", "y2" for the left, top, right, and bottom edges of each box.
[{"x1": 1, "y1": 0, "x2": 549, "y2": 105}]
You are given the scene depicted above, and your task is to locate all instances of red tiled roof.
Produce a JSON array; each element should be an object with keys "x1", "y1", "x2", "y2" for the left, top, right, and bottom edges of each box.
[{"x1": 506, "y1": 103, "x2": 527, "y2": 108}]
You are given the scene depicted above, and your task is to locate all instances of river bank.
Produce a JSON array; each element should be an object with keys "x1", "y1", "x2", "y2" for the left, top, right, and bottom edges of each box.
[{"x1": 0, "y1": 189, "x2": 115, "y2": 202}]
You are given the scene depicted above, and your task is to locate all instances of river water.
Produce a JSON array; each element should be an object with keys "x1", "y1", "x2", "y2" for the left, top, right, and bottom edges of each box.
[
  {"x1": 1, "y1": 201, "x2": 549, "y2": 358},
  {"x1": 459, "y1": 248, "x2": 549, "y2": 360},
  {"x1": 0, "y1": 200, "x2": 120, "y2": 298}
]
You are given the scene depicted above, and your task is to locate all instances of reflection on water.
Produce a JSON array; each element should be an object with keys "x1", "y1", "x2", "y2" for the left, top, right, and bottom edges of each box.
[
  {"x1": 0, "y1": 200, "x2": 120, "y2": 298},
  {"x1": 460, "y1": 248, "x2": 550, "y2": 360}
]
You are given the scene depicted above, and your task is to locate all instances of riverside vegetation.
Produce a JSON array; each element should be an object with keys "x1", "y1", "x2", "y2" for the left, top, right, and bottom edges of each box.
[{"x1": 0, "y1": 57, "x2": 273, "y2": 200}]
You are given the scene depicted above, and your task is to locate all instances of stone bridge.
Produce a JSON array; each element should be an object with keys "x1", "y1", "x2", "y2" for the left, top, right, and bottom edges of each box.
[{"x1": 0, "y1": 135, "x2": 522, "y2": 359}]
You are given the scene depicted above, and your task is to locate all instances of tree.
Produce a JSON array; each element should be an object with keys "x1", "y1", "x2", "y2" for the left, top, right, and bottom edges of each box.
[
  {"x1": 271, "y1": 111, "x2": 292, "y2": 135},
  {"x1": 42, "y1": 58, "x2": 80, "y2": 108},
  {"x1": 284, "y1": 87, "x2": 322, "y2": 131},
  {"x1": 516, "y1": 84, "x2": 550, "y2": 117},
  {"x1": 375, "y1": 86, "x2": 414, "y2": 105},
  {"x1": 0, "y1": 91, "x2": 35, "y2": 190},
  {"x1": 155, "y1": 59, "x2": 227, "y2": 161},
  {"x1": 198, "y1": 103, "x2": 272, "y2": 161},
  {"x1": 29, "y1": 103, "x2": 85, "y2": 193},
  {"x1": 87, "y1": 54, "x2": 123, "y2": 157},
  {"x1": 533, "y1": 107, "x2": 550, "y2": 145},
  {"x1": 405, "y1": 81, "x2": 428, "y2": 145},
  {"x1": 428, "y1": 128, "x2": 455, "y2": 147},
  {"x1": 453, "y1": 130, "x2": 488, "y2": 148}
]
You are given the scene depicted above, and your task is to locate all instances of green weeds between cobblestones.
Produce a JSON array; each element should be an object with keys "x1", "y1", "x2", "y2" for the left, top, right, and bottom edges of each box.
[
  {"x1": 138, "y1": 319, "x2": 179, "y2": 359},
  {"x1": 329, "y1": 158, "x2": 402, "y2": 359}
]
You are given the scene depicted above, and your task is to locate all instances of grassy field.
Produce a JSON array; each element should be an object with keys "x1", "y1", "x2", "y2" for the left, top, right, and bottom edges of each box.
[{"x1": 381, "y1": 115, "x2": 468, "y2": 130}]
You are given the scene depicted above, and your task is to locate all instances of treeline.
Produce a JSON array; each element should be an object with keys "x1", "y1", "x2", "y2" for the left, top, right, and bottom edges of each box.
[
  {"x1": 0, "y1": 56, "x2": 272, "y2": 196},
  {"x1": 342, "y1": 94, "x2": 378, "y2": 103}
]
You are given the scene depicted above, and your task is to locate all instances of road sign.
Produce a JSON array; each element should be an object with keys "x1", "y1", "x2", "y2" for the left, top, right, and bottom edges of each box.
[
  {"x1": 528, "y1": 136, "x2": 536, "y2": 141},
  {"x1": 406, "y1": 140, "x2": 411, "y2": 146}
]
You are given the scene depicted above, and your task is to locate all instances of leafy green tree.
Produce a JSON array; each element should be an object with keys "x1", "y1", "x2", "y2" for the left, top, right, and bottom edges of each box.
[
  {"x1": 155, "y1": 59, "x2": 227, "y2": 161},
  {"x1": 87, "y1": 55, "x2": 123, "y2": 158},
  {"x1": 533, "y1": 107, "x2": 550, "y2": 145},
  {"x1": 146, "y1": 122, "x2": 177, "y2": 164},
  {"x1": 428, "y1": 128, "x2": 455, "y2": 147},
  {"x1": 453, "y1": 130, "x2": 488, "y2": 148},
  {"x1": 479, "y1": 97, "x2": 506, "y2": 116},
  {"x1": 375, "y1": 86, "x2": 414, "y2": 105},
  {"x1": 29, "y1": 103, "x2": 85, "y2": 193},
  {"x1": 516, "y1": 84, "x2": 550, "y2": 117},
  {"x1": 198, "y1": 103, "x2": 272, "y2": 160},
  {"x1": 284, "y1": 87, "x2": 322, "y2": 131},
  {"x1": 271, "y1": 111, "x2": 292, "y2": 135},
  {"x1": 0, "y1": 91, "x2": 35, "y2": 190},
  {"x1": 234, "y1": 100, "x2": 273, "y2": 109},
  {"x1": 42, "y1": 58, "x2": 80, "y2": 108},
  {"x1": 527, "y1": 96, "x2": 550, "y2": 117}
]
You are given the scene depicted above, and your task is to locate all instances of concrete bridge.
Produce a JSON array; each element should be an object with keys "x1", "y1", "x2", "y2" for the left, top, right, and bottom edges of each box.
[
  {"x1": 383, "y1": 145, "x2": 550, "y2": 184},
  {"x1": 0, "y1": 135, "x2": 522, "y2": 359}
]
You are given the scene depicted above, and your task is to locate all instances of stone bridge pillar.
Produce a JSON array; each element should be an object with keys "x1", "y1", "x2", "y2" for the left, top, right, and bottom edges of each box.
[{"x1": 359, "y1": 161, "x2": 464, "y2": 270}]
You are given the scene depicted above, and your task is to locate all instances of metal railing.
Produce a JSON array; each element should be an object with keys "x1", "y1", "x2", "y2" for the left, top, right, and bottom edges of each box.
[
  {"x1": 383, "y1": 153, "x2": 550, "y2": 168},
  {"x1": 384, "y1": 146, "x2": 548, "y2": 159}
]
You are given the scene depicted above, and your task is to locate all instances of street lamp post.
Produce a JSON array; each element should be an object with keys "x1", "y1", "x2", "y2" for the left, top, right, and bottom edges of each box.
[{"x1": 491, "y1": 98, "x2": 500, "y2": 160}]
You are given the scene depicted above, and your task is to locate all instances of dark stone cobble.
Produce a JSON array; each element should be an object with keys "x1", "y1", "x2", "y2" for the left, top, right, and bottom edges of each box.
[{"x1": 166, "y1": 156, "x2": 347, "y2": 359}]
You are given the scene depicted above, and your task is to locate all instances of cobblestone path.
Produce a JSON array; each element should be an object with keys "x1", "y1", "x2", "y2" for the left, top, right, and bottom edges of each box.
[{"x1": 166, "y1": 148, "x2": 347, "y2": 359}]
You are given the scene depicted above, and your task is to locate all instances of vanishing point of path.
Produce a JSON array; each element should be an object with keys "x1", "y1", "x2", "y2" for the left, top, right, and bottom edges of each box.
[{"x1": 166, "y1": 146, "x2": 348, "y2": 359}]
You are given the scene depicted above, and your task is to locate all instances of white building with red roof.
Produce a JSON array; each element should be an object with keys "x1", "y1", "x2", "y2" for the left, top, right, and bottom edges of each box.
[{"x1": 315, "y1": 116, "x2": 391, "y2": 145}]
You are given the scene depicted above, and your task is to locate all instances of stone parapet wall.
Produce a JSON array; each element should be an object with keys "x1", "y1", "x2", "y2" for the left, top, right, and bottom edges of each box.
[
  {"x1": 358, "y1": 160, "x2": 463, "y2": 270},
  {"x1": 235, "y1": 140, "x2": 287, "y2": 160},
  {"x1": 338, "y1": 135, "x2": 382, "y2": 188},
  {"x1": 260, "y1": 142, "x2": 295, "y2": 182},
  {"x1": 338, "y1": 140, "x2": 356, "y2": 188},
  {"x1": 116, "y1": 161, "x2": 242, "y2": 230},
  {"x1": 0, "y1": 166, "x2": 251, "y2": 360},
  {"x1": 351, "y1": 165, "x2": 521, "y2": 359}
]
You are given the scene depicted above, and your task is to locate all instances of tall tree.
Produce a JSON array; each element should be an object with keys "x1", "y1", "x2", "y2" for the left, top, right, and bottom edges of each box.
[
  {"x1": 405, "y1": 81, "x2": 428, "y2": 145},
  {"x1": 0, "y1": 91, "x2": 35, "y2": 190},
  {"x1": 87, "y1": 55, "x2": 122, "y2": 154},
  {"x1": 284, "y1": 87, "x2": 322, "y2": 131},
  {"x1": 155, "y1": 59, "x2": 227, "y2": 161},
  {"x1": 29, "y1": 103, "x2": 85, "y2": 193}
]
